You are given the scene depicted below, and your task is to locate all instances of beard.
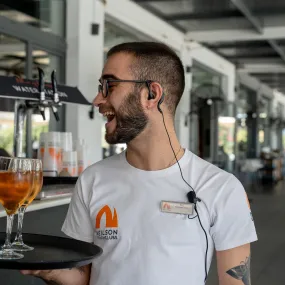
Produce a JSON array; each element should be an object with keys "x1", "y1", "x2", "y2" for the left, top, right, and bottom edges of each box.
[{"x1": 105, "y1": 89, "x2": 148, "y2": 144}]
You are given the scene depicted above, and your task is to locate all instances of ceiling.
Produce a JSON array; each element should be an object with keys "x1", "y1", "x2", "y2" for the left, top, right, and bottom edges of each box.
[{"x1": 132, "y1": 0, "x2": 285, "y2": 93}]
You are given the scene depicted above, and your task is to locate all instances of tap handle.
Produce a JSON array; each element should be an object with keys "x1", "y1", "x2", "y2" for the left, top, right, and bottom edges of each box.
[
  {"x1": 51, "y1": 106, "x2": 60, "y2": 121},
  {"x1": 39, "y1": 107, "x2": 46, "y2": 121},
  {"x1": 51, "y1": 70, "x2": 59, "y2": 103},
  {"x1": 38, "y1": 68, "x2": 45, "y2": 101}
]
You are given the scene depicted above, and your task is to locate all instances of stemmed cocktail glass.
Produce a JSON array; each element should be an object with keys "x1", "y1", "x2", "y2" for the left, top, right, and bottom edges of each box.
[
  {"x1": 12, "y1": 159, "x2": 43, "y2": 251},
  {"x1": 0, "y1": 157, "x2": 33, "y2": 260}
]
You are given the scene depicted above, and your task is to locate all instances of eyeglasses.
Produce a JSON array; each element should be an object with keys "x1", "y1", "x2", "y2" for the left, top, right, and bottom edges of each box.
[{"x1": 98, "y1": 79, "x2": 152, "y2": 98}]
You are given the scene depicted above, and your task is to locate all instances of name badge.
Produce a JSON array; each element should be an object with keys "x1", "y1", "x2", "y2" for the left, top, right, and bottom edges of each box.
[{"x1": 160, "y1": 201, "x2": 194, "y2": 215}]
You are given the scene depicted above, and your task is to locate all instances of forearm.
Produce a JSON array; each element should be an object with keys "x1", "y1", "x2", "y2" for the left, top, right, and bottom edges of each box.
[
  {"x1": 220, "y1": 256, "x2": 251, "y2": 285},
  {"x1": 217, "y1": 244, "x2": 251, "y2": 285}
]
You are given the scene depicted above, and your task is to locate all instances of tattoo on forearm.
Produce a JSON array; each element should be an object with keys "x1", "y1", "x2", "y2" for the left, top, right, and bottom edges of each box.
[{"x1": 226, "y1": 256, "x2": 251, "y2": 285}]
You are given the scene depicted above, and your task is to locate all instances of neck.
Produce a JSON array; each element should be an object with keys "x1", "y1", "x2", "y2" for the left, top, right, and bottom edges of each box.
[{"x1": 125, "y1": 120, "x2": 184, "y2": 171}]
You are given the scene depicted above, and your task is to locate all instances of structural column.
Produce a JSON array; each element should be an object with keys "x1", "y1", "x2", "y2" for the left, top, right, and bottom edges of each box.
[
  {"x1": 247, "y1": 91, "x2": 259, "y2": 158},
  {"x1": 65, "y1": 0, "x2": 105, "y2": 164}
]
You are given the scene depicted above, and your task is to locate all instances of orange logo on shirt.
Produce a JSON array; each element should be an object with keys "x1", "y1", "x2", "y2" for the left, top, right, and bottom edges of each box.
[
  {"x1": 95, "y1": 205, "x2": 119, "y2": 240},
  {"x1": 96, "y1": 205, "x2": 118, "y2": 229}
]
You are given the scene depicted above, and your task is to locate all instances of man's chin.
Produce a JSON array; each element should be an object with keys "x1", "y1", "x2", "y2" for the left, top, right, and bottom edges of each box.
[{"x1": 105, "y1": 133, "x2": 118, "y2": 145}]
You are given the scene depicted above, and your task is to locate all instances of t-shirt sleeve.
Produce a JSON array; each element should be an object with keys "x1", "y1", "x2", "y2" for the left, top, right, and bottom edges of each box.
[
  {"x1": 61, "y1": 176, "x2": 94, "y2": 243},
  {"x1": 210, "y1": 175, "x2": 258, "y2": 251}
]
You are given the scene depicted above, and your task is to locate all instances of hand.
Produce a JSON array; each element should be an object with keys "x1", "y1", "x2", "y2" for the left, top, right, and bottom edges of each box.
[
  {"x1": 21, "y1": 265, "x2": 91, "y2": 285},
  {"x1": 20, "y1": 269, "x2": 57, "y2": 280}
]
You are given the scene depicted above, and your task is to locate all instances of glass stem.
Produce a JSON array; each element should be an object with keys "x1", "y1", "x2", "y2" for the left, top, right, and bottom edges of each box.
[
  {"x1": 14, "y1": 206, "x2": 26, "y2": 244},
  {"x1": 3, "y1": 214, "x2": 14, "y2": 249}
]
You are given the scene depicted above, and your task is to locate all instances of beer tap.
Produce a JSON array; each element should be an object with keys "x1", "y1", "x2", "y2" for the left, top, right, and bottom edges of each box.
[
  {"x1": 38, "y1": 67, "x2": 46, "y2": 120},
  {"x1": 51, "y1": 70, "x2": 61, "y2": 121}
]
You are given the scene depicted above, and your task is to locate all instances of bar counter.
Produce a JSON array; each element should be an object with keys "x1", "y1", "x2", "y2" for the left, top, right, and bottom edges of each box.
[{"x1": 0, "y1": 196, "x2": 72, "y2": 218}]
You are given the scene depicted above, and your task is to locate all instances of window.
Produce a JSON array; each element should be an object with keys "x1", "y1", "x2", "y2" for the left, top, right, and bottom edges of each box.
[
  {"x1": 0, "y1": 1, "x2": 65, "y2": 36},
  {"x1": 191, "y1": 62, "x2": 225, "y2": 163},
  {"x1": 0, "y1": 34, "x2": 26, "y2": 155}
]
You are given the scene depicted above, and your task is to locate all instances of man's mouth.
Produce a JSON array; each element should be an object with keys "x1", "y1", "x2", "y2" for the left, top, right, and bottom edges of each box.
[{"x1": 103, "y1": 111, "x2": 116, "y2": 123}]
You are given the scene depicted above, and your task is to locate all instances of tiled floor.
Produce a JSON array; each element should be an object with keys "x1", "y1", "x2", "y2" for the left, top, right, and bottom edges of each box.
[{"x1": 207, "y1": 179, "x2": 285, "y2": 285}]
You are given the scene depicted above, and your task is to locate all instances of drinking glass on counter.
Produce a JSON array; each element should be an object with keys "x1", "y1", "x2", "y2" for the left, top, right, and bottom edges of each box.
[
  {"x1": 0, "y1": 157, "x2": 33, "y2": 260},
  {"x1": 12, "y1": 159, "x2": 43, "y2": 251}
]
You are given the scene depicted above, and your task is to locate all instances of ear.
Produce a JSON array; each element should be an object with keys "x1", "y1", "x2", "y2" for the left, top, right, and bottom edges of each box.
[{"x1": 147, "y1": 82, "x2": 164, "y2": 110}]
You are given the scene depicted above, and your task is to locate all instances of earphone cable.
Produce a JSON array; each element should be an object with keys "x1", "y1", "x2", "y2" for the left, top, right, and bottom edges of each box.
[
  {"x1": 161, "y1": 111, "x2": 209, "y2": 283},
  {"x1": 161, "y1": 112, "x2": 195, "y2": 192},
  {"x1": 195, "y1": 204, "x2": 209, "y2": 282}
]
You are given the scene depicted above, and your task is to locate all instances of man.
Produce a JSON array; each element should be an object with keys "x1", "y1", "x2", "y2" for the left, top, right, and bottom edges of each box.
[{"x1": 22, "y1": 42, "x2": 257, "y2": 285}]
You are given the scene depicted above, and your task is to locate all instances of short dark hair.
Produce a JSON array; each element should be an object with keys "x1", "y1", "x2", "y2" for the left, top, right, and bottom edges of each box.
[{"x1": 107, "y1": 42, "x2": 185, "y2": 115}]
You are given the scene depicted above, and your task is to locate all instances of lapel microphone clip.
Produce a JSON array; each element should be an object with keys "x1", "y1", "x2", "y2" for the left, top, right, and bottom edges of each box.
[{"x1": 187, "y1": 191, "x2": 201, "y2": 204}]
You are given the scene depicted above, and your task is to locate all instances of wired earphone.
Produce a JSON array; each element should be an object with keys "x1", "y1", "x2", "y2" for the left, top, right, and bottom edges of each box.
[{"x1": 148, "y1": 87, "x2": 209, "y2": 283}]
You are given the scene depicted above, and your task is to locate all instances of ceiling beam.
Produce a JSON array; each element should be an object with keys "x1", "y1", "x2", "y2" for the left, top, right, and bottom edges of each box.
[
  {"x1": 207, "y1": 42, "x2": 269, "y2": 49},
  {"x1": 193, "y1": 0, "x2": 285, "y2": 66},
  {"x1": 250, "y1": 72, "x2": 285, "y2": 77},
  {"x1": 238, "y1": 58, "x2": 283, "y2": 64},
  {"x1": 164, "y1": 8, "x2": 285, "y2": 22},
  {"x1": 186, "y1": 26, "x2": 285, "y2": 42},
  {"x1": 230, "y1": 0, "x2": 285, "y2": 64},
  {"x1": 164, "y1": 11, "x2": 242, "y2": 21},
  {"x1": 230, "y1": 0, "x2": 263, "y2": 33},
  {"x1": 268, "y1": 39, "x2": 285, "y2": 63},
  {"x1": 229, "y1": 0, "x2": 285, "y2": 65},
  {"x1": 257, "y1": 77, "x2": 285, "y2": 81},
  {"x1": 238, "y1": 63, "x2": 285, "y2": 73},
  {"x1": 226, "y1": 53, "x2": 278, "y2": 60}
]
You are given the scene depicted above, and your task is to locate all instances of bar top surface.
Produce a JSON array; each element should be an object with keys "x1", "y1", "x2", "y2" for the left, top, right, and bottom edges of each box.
[{"x1": 0, "y1": 196, "x2": 72, "y2": 218}]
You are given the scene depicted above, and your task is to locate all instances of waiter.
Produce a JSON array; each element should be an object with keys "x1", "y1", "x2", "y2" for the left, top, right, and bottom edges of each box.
[{"x1": 22, "y1": 42, "x2": 257, "y2": 285}]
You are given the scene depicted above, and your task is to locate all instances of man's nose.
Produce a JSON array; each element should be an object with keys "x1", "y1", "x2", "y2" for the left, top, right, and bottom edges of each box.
[{"x1": 93, "y1": 92, "x2": 106, "y2": 107}]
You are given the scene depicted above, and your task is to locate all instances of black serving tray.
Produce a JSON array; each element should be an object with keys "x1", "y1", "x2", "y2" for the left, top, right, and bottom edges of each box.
[
  {"x1": 0, "y1": 233, "x2": 102, "y2": 270},
  {"x1": 43, "y1": 176, "x2": 78, "y2": 185}
]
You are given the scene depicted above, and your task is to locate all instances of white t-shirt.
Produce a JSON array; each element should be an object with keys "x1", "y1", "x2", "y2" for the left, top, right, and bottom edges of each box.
[{"x1": 62, "y1": 149, "x2": 257, "y2": 285}]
